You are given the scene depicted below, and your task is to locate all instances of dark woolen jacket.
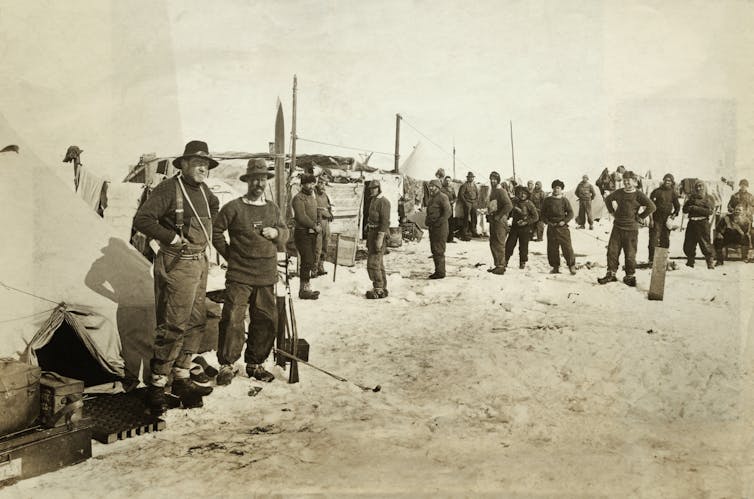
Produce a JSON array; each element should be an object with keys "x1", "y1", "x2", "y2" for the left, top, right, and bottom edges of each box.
[
  {"x1": 510, "y1": 198, "x2": 539, "y2": 225},
  {"x1": 575, "y1": 181, "x2": 596, "y2": 201},
  {"x1": 368, "y1": 195, "x2": 391, "y2": 232},
  {"x1": 683, "y1": 193, "x2": 714, "y2": 218},
  {"x1": 649, "y1": 186, "x2": 680, "y2": 217},
  {"x1": 212, "y1": 198, "x2": 288, "y2": 286},
  {"x1": 425, "y1": 191, "x2": 451, "y2": 228},
  {"x1": 133, "y1": 176, "x2": 219, "y2": 246},
  {"x1": 541, "y1": 196, "x2": 574, "y2": 225},
  {"x1": 488, "y1": 186, "x2": 513, "y2": 223},
  {"x1": 529, "y1": 188, "x2": 545, "y2": 211},
  {"x1": 292, "y1": 191, "x2": 319, "y2": 229}
]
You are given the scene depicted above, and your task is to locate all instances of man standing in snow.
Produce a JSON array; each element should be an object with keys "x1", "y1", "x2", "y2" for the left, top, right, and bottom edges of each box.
[
  {"x1": 648, "y1": 173, "x2": 680, "y2": 263},
  {"x1": 441, "y1": 176, "x2": 457, "y2": 243},
  {"x1": 505, "y1": 185, "x2": 538, "y2": 269},
  {"x1": 529, "y1": 180, "x2": 546, "y2": 242},
  {"x1": 682, "y1": 180, "x2": 716, "y2": 269},
  {"x1": 575, "y1": 174, "x2": 596, "y2": 230},
  {"x1": 458, "y1": 171, "x2": 479, "y2": 240},
  {"x1": 366, "y1": 180, "x2": 391, "y2": 299},
  {"x1": 486, "y1": 171, "x2": 513, "y2": 275},
  {"x1": 313, "y1": 174, "x2": 333, "y2": 278},
  {"x1": 292, "y1": 174, "x2": 321, "y2": 299},
  {"x1": 212, "y1": 159, "x2": 289, "y2": 385},
  {"x1": 425, "y1": 179, "x2": 451, "y2": 279},
  {"x1": 541, "y1": 179, "x2": 577, "y2": 275},
  {"x1": 598, "y1": 171, "x2": 656, "y2": 286},
  {"x1": 133, "y1": 140, "x2": 219, "y2": 414}
]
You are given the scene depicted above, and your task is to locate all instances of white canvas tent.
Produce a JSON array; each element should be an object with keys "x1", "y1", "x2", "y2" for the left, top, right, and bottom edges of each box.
[
  {"x1": 400, "y1": 142, "x2": 454, "y2": 181},
  {"x1": 0, "y1": 141, "x2": 156, "y2": 391}
]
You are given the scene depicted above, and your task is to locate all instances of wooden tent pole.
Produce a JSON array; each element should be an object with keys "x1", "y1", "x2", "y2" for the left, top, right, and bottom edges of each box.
[{"x1": 394, "y1": 113, "x2": 401, "y2": 173}]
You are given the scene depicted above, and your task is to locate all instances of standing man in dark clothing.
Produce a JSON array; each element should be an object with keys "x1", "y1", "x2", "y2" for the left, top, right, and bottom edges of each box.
[
  {"x1": 714, "y1": 205, "x2": 752, "y2": 264},
  {"x1": 648, "y1": 173, "x2": 680, "y2": 263},
  {"x1": 425, "y1": 179, "x2": 451, "y2": 279},
  {"x1": 505, "y1": 185, "x2": 539, "y2": 269},
  {"x1": 458, "y1": 172, "x2": 479, "y2": 240},
  {"x1": 291, "y1": 174, "x2": 321, "y2": 299},
  {"x1": 541, "y1": 179, "x2": 577, "y2": 275},
  {"x1": 366, "y1": 180, "x2": 391, "y2": 299},
  {"x1": 486, "y1": 171, "x2": 513, "y2": 275},
  {"x1": 682, "y1": 180, "x2": 716, "y2": 269},
  {"x1": 598, "y1": 171, "x2": 656, "y2": 286},
  {"x1": 575, "y1": 174, "x2": 596, "y2": 230},
  {"x1": 441, "y1": 176, "x2": 457, "y2": 243},
  {"x1": 313, "y1": 174, "x2": 333, "y2": 277},
  {"x1": 529, "y1": 180, "x2": 546, "y2": 241},
  {"x1": 133, "y1": 140, "x2": 219, "y2": 414},
  {"x1": 212, "y1": 159, "x2": 288, "y2": 385}
]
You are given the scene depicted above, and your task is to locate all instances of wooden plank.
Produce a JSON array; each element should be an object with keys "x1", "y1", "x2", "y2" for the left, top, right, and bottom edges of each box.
[{"x1": 648, "y1": 247, "x2": 669, "y2": 300}]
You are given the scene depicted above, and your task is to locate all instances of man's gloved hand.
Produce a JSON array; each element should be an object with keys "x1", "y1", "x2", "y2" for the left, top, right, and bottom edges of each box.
[
  {"x1": 516, "y1": 219, "x2": 528, "y2": 226},
  {"x1": 557, "y1": 221, "x2": 565, "y2": 227},
  {"x1": 261, "y1": 227, "x2": 278, "y2": 240}
]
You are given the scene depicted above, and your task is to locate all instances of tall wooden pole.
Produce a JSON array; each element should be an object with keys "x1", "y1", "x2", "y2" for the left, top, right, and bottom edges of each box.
[
  {"x1": 509, "y1": 120, "x2": 516, "y2": 181},
  {"x1": 394, "y1": 113, "x2": 401, "y2": 173},
  {"x1": 453, "y1": 143, "x2": 456, "y2": 180},
  {"x1": 291, "y1": 75, "x2": 298, "y2": 175}
]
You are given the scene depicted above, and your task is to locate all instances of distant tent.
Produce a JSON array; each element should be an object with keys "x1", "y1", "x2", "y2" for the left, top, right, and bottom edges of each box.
[
  {"x1": 0, "y1": 147, "x2": 156, "y2": 392},
  {"x1": 400, "y1": 142, "x2": 453, "y2": 181}
]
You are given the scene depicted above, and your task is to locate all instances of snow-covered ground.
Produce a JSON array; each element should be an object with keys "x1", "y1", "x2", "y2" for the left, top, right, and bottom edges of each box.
[{"x1": 3, "y1": 219, "x2": 753, "y2": 498}]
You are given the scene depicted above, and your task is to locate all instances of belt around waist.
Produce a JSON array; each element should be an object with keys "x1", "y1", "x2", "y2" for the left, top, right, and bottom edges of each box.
[
  {"x1": 689, "y1": 217, "x2": 707, "y2": 221},
  {"x1": 160, "y1": 248, "x2": 206, "y2": 259}
]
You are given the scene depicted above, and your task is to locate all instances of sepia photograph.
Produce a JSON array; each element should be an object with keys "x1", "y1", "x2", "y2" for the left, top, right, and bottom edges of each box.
[{"x1": 1, "y1": 0, "x2": 753, "y2": 497}]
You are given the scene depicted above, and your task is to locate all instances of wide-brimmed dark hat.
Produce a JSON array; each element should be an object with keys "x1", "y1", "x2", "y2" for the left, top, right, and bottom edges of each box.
[
  {"x1": 466, "y1": 171, "x2": 475, "y2": 179},
  {"x1": 172, "y1": 140, "x2": 219, "y2": 169},
  {"x1": 240, "y1": 158, "x2": 274, "y2": 181}
]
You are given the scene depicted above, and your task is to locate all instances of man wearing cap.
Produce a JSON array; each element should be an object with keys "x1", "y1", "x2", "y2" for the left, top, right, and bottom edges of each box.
[
  {"x1": 365, "y1": 180, "x2": 391, "y2": 298},
  {"x1": 598, "y1": 171, "x2": 656, "y2": 285},
  {"x1": 505, "y1": 185, "x2": 539, "y2": 269},
  {"x1": 682, "y1": 180, "x2": 715, "y2": 269},
  {"x1": 425, "y1": 179, "x2": 451, "y2": 279},
  {"x1": 486, "y1": 172, "x2": 513, "y2": 274},
  {"x1": 313, "y1": 174, "x2": 334, "y2": 277},
  {"x1": 211, "y1": 159, "x2": 288, "y2": 385},
  {"x1": 133, "y1": 140, "x2": 219, "y2": 414},
  {"x1": 458, "y1": 172, "x2": 480, "y2": 240},
  {"x1": 541, "y1": 179, "x2": 577, "y2": 274},
  {"x1": 575, "y1": 174, "x2": 596, "y2": 230},
  {"x1": 291, "y1": 174, "x2": 321, "y2": 299},
  {"x1": 727, "y1": 179, "x2": 753, "y2": 217},
  {"x1": 714, "y1": 205, "x2": 752, "y2": 265},
  {"x1": 441, "y1": 176, "x2": 457, "y2": 243},
  {"x1": 648, "y1": 173, "x2": 680, "y2": 263}
]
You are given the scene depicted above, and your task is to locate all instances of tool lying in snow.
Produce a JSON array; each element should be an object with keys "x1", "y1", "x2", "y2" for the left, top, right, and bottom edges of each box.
[{"x1": 272, "y1": 348, "x2": 381, "y2": 392}]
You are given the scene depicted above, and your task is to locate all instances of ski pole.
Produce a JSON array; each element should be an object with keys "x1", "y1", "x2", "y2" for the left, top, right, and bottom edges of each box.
[{"x1": 272, "y1": 348, "x2": 381, "y2": 392}]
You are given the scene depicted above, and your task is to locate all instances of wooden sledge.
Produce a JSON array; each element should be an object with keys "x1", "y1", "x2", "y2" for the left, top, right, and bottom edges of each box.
[{"x1": 648, "y1": 247, "x2": 669, "y2": 301}]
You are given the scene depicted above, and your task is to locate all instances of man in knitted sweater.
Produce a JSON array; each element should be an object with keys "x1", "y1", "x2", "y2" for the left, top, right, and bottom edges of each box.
[
  {"x1": 212, "y1": 159, "x2": 289, "y2": 384},
  {"x1": 598, "y1": 171, "x2": 656, "y2": 286},
  {"x1": 541, "y1": 179, "x2": 577, "y2": 275},
  {"x1": 682, "y1": 180, "x2": 716, "y2": 269},
  {"x1": 486, "y1": 172, "x2": 513, "y2": 275},
  {"x1": 648, "y1": 173, "x2": 680, "y2": 263},
  {"x1": 425, "y1": 179, "x2": 451, "y2": 279},
  {"x1": 291, "y1": 174, "x2": 321, "y2": 299},
  {"x1": 529, "y1": 181, "x2": 546, "y2": 242},
  {"x1": 505, "y1": 185, "x2": 538, "y2": 269},
  {"x1": 313, "y1": 174, "x2": 334, "y2": 277},
  {"x1": 366, "y1": 180, "x2": 391, "y2": 298}
]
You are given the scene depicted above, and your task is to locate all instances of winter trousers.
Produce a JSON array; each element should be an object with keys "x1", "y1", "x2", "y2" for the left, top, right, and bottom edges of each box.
[
  {"x1": 534, "y1": 210, "x2": 544, "y2": 241},
  {"x1": 606, "y1": 226, "x2": 638, "y2": 275},
  {"x1": 367, "y1": 229, "x2": 387, "y2": 290},
  {"x1": 462, "y1": 203, "x2": 478, "y2": 237},
  {"x1": 683, "y1": 220, "x2": 713, "y2": 263},
  {"x1": 714, "y1": 230, "x2": 751, "y2": 262},
  {"x1": 488, "y1": 219, "x2": 508, "y2": 268},
  {"x1": 505, "y1": 224, "x2": 531, "y2": 265},
  {"x1": 648, "y1": 213, "x2": 672, "y2": 261},
  {"x1": 429, "y1": 222, "x2": 448, "y2": 276},
  {"x1": 151, "y1": 252, "x2": 208, "y2": 386},
  {"x1": 294, "y1": 229, "x2": 318, "y2": 283},
  {"x1": 447, "y1": 212, "x2": 455, "y2": 242},
  {"x1": 218, "y1": 281, "x2": 276, "y2": 366},
  {"x1": 546, "y1": 225, "x2": 575, "y2": 268},
  {"x1": 576, "y1": 199, "x2": 593, "y2": 227},
  {"x1": 313, "y1": 219, "x2": 331, "y2": 271}
]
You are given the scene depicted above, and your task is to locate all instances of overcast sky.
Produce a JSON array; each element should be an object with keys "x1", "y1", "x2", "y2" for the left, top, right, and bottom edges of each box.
[{"x1": 1, "y1": 0, "x2": 752, "y2": 187}]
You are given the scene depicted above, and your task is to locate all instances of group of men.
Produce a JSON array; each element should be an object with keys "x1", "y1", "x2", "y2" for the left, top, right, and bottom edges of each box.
[
  {"x1": 422, "y1": 168, "x2": 753, "y2": 287},
  {"x1": 133, "y1": 140, "x2": 393, "y2": 415}
]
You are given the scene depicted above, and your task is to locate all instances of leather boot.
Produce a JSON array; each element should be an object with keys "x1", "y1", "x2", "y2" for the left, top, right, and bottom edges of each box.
[
  {"x1": 298, "y1": 281, "x2": 320, "y2": 300},
  {"x1": 146, "y1": 385, "x2": 168, "y2": 416}
]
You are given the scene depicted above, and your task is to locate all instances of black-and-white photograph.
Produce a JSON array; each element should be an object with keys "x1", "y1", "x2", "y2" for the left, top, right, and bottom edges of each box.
[{"x1": 1, "y1": 1, "x2": 752, "y2": 497}]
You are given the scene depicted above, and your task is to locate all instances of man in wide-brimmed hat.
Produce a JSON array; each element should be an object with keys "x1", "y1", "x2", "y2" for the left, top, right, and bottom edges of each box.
[
  {"x1": 212, "y1": 158, "x2": 288, "y2": 385},
  {"x1": 291, "y1": 173, "x2": 322, "y2": 299},
  {"x1": 457, "y1": 171, "x2": 479, "y2": 240},
  {"x1": 133, "y1": 140, "x2": 220, "y2": 414}
]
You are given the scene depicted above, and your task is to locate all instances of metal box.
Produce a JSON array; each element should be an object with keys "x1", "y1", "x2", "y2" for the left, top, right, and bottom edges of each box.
[{"x1": 39, "y1": 372, "x2": 85, "y2": 429}]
